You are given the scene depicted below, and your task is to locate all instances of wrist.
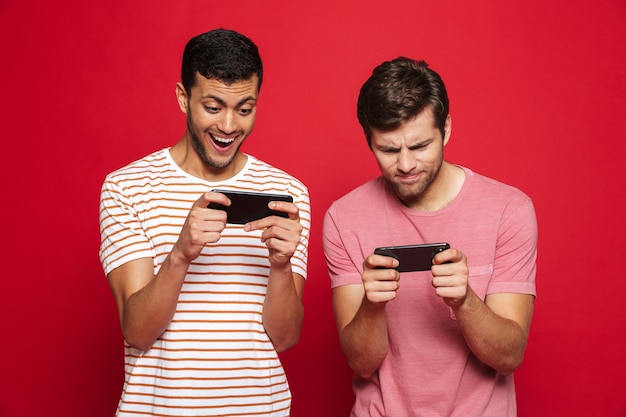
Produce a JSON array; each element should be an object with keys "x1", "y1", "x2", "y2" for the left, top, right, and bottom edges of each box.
[
  {"x1": 269, "y1": 260, "x2": 292, "y2": 275},
  {"x1": 269, "y1": 252, "x2": 293, "y2": 269},
  {"x1": 450, "y1": 285, "x2": 478, "y2": 313},
  {"x1": 169, "y1": 243, "x2": 194, "y2": 267},
  {"x1": 361, "y1": 295, "x2": 388, "y2": 314}
]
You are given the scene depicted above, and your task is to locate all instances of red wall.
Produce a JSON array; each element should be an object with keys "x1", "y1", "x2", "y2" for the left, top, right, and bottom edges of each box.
[{"x1": 2, "y1": 1, "x2": 625, "y2": 416}]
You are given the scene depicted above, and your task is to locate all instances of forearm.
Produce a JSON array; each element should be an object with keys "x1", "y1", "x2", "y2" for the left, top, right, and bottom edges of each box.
[
  {"x1": 453, "y1": 289, "x2": 530, "y2": 374},
  {"x1": 121, "y1": 247, "x2": 190, "y2": 351},
  {"x1": 263, "y1": 264, "x2": 304, "y2": 352},
  {"x1": 339, "y1": 299, "x2": 389, "y2": 379}
]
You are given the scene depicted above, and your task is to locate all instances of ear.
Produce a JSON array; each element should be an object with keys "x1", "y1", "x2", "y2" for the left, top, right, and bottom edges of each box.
[
  {"x1": 442, "y1": 115, "x2": 452, "y2": 146},
  {"x1": 175, "y1": 82, "x2": 189, "y2": 114}
]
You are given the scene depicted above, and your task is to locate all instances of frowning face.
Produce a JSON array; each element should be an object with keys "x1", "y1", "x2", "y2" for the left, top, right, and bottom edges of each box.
[{"x1": 370, "y1": 108, "x2": 451, "y2": 209}]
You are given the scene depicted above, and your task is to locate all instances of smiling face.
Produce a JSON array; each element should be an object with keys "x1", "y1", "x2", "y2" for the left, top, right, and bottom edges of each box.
[
  {"x1": 371, "y1": 107, "x2": 451, "y2": 209},
  {"x1": 175, "y1": 73, "x2": 259, "y2": 178}
]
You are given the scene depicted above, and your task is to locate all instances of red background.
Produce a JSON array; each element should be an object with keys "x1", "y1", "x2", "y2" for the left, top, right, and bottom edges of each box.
[{"x1": 1, "y1": 1, "x2": 625, "y2": 416}]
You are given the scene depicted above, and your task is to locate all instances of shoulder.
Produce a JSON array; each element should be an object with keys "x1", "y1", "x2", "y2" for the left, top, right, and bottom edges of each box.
[
  {"x1": 100, "y1": 149, "x2": 188, "y2": 202},
  {"x1": 460, "y1": 167, "x2": 536, "y2": 227},
  {"x1": 464, "y1": 167, "x2": 533, "y2": 205},
  {"x1": 105, "y1": 149, "x2": 171, "y2": 183},
  {"x1": 332, "y1": 177, "x2": 385, "y2": 204},
  {"x1": 325, "y1": 177, "x2": 387, "y2": 222},
  {"x1": 330, "y1": 177, "x2": 385, "y2": 208}
]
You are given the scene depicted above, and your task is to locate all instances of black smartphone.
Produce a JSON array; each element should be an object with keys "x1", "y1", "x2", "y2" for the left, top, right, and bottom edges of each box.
[
  {"x1": 207, "y1": 189, "x2": 294, "y2": 224},
  {"x1": 374, "y1": 242, "x2": 450, "y2": 272}
]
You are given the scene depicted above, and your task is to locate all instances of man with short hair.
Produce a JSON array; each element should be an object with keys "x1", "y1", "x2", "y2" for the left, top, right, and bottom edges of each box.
[
  {"x1": 323, "y1": 57, "x2": 537, "y2": 416},
  {"x1": 99, "y1": 28, "x2": 310, "y2": 416}
]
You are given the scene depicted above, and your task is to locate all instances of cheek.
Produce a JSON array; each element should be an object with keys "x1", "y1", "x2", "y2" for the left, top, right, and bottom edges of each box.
[
  {"x1": 243, "y1": 119, "x2": 256, "y2": 132},
  {"x1": 241, "y1": 115, "x2": 256, "y2": 132},
  {"x1": 373, "y1": 154, "x2": 395, "y2": 173},
  {"x1": 188, "y1": 108, "x2": 208, "y2": 126},
  {"x1": 426, "y1": 148, "x2": 444, "y2": 165}
]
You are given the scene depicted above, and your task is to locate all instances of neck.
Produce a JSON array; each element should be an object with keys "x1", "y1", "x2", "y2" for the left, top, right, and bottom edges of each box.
[
  {"x1": 169, "y1": 135, "x2": 247, "y2": 182},
  {"x1": 410, "y1": 162, "x2": 465, "y2": 212}
]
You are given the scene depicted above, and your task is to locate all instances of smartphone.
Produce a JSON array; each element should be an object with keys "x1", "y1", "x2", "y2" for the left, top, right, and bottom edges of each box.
[
  {"x1": 207, "y1": 189, "x2": 294, "y2": 224},
  {"x1": 374, "y1": 242, "x2": 450, "y2": 272}
]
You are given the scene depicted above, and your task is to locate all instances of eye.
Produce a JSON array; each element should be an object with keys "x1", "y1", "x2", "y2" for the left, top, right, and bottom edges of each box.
[
  {"x1": 409, "y1": 141, "x2": 430, "y2": 151},
  {"x1": 238, "y1": 107, "x2": 254, "y2": 116},
  {"x1": 380, "y1": 147, "x2": 399, "y2": 154}
]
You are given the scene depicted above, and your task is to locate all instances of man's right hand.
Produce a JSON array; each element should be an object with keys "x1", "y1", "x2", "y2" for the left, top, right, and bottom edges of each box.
[
  {"x1": 331, "y1": 252, "x2": 399, "y2": 378},
  {"x1": 361, "y1": 253, "x2": 401, "y2": 304},
  {"x1": 174, "y1": 192, "x2": 230, "y2": 262}
]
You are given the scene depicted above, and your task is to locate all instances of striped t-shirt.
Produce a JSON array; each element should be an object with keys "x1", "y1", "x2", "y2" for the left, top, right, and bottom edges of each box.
[{"x1": 99, "y1": 148, "x2": 310, "y2": 417}]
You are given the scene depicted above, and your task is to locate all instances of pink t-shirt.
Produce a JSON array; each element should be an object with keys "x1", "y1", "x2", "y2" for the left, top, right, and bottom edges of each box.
[{"x1": 323, "y1": 167, "x2": 537, "y2": 417}]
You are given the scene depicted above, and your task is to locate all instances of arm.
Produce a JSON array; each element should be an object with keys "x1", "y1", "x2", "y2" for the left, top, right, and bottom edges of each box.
[
  {"x1": 263, "y1": 269, "x2": 305, "y2": 352},
  {"x1": 456, "y1": 290, "x2": 533, "y2": 374},
  {"x1": 332, "y1": 254, "x2": 400, "y2": 378},
  {"x1": 245, "y1": 200, "x2": 307, "y2": 352},
  {"x1": 107, "y1": 192, "x2": 229, "y2": 351},
  {"x1": 431, "y1": 248, "x2": 534, "y2": 374}
]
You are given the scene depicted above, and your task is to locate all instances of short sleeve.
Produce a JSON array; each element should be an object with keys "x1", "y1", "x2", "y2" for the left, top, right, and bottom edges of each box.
[
  {"x1": 98, "y1": 176, "x2": 155, "y2": 276},
  {"x1": 322, "y1": 204, "x2": 365, "y2": 288},
  {"x1": 488, "y1": 198, "x2": 538, "y2": 296}
]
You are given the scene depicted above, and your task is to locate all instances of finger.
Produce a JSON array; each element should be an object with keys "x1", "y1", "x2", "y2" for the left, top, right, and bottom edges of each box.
[
  {"x1": 269, "y1": 201, "x2": 299, "y2": 220},
  {"x1": 261, "y1": 220, "x2": 302, "y2": 241},
  {"x1": 243, "y1": 201, "x2": 299, "y2": 231},
  {"x1": 366, "y1": 277, "x2": 400, "y2": 292},
  {"x1": 363, "y1": 267, "x2": 399, "y2": 285},
  {"x1": 367, "y1": 293, "x2": 398, "y2": 304},
  {"x1": 364, "y1": 279, "x2": 400, "y2": 303},
  {"x1": 433, "y1": 247, "x2": 466, "y2": 266},
  {"x1": 431, "y1": 275, "x2": 453, "y2": 288},
  {"x1": 364, "y1": 254, "x2": 399, "y2": 271},
  {"x1": 190, "y1": 212, "x2": 226, "y2": 234},
  {"x1": 432, "y1": 270, "x2": 468, "y2": 291},
  {"x1": 198, "y1": 191, "x2": 231, "y2": 209},
  {"x1": 264, "y1": 236, "x2": 297, "y2": 256},
  {"x1": 435, "y1": 287, "x2": 467, "y2": 306},
  {"x1": 432, "y1": 248, "x2": 452, "y2": 265},
  {"x1": 245, "y1": 214, "x2": 303, "y2": 235}
]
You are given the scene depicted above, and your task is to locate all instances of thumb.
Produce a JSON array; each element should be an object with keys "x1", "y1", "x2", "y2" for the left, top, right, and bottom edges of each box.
[{"x1": 200, "y1": 191, "x2": 231, "y2": 209}]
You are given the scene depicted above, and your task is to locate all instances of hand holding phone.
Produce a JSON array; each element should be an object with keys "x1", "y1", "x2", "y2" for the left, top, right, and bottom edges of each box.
[
  {"x1": 207, "y1": 189, "x2": 294, "y2": 224},
  {"x1": 374, "y1": 242, "x2": 450, "y2": 272}
]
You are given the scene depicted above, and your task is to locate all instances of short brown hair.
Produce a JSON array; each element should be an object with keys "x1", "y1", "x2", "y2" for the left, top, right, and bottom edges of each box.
[{"x1": 357, "y1": 57, "x2": 449, "y2": 147}]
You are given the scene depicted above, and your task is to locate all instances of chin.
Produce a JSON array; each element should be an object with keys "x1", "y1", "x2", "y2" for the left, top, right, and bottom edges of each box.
[
  {"x1": 394, "y1": 182, "x2": 427, "y2": 200},
  {"x1": 207, "y1": 156, "x2": 236, "y2": 170}
]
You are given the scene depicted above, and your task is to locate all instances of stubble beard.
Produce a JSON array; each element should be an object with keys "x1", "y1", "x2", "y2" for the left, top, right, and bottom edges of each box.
[
  {"x1": 392, "y1": 153, "x2": 444, "y2": 207},
  {"x1": 187, "y1": 113, "x2": 240, "y2": 170}
]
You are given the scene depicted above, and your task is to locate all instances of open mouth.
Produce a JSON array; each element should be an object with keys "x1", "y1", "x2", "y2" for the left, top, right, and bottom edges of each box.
[{"x1": 211, "y1": 133, "x2": 236, "y2": 148}]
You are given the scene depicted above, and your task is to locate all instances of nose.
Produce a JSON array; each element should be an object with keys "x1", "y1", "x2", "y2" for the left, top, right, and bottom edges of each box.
[
  {"x1": 397, "y1": 147, "x2": 415, "y2": 173},
  {"x1": 218, "y1": 111, "x2": 237, "y2": 134}
]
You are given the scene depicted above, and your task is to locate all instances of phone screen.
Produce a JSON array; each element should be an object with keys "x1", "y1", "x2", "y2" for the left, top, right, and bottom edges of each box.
[{"x1": 207, "y1": 189, "x2": 293, "y2": 224}]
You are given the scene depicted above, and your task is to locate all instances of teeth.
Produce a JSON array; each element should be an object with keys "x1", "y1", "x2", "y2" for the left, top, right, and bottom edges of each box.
[{"x1": 212, "y1": 135, "x2": 235, "y2": 144}]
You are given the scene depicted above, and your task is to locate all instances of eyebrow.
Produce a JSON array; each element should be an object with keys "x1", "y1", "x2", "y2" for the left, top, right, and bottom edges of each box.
[
  {"x1": 377, "y1": 137, "x2": 433, "y2": 151},
  {"x1": 408, "y1": 138, "x2": 432, "y2": 147},
  {"x1": 201, "y1": 95, "x2": 257, "y2": 107}
]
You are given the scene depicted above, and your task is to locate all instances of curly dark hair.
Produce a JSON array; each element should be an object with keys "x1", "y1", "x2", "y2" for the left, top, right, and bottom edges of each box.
[{"x1": 181, "y1": 28, "x2": 263, "y2": 96}]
